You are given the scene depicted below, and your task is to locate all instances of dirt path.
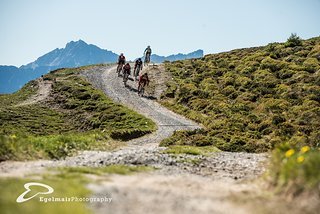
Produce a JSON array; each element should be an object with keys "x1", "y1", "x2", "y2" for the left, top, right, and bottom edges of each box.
[
  {"x1": 82, "y1": 65, "x2": 201, "y2": 146},
  {"x1": 16, "y1": 78, "x2": 52, "y2": 106},
  {"x1": 0, "y1": 65, "x2": 269, "y2": 214}
]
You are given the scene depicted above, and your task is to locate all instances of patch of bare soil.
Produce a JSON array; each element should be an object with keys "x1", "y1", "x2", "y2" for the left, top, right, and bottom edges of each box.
[{"x1": 16, "y1": 78, "x2": 52, "y2": 106}]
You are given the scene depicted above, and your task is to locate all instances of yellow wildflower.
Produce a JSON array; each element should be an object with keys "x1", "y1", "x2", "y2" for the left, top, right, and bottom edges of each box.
[
  {"x1": 297, "y1": 156, "x2": 305, "y2": 163},
  {"x1": 285, "y1": 149, "x2": 295, "y2": 158},
  {"x1": 10, "y1": 134, "x2": 17, "y2": 139},
  {"x1": 300, "y1": 146, "x2": 310, "y2": 153}
]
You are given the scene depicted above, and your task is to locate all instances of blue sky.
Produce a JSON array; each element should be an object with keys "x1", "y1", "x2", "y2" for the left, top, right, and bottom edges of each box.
[{"x1": 1, "y1": 0, "x2": 319, "y2": 66}]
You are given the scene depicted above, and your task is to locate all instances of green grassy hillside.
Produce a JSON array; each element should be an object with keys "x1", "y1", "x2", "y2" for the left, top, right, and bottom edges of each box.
[
  {"x1": 160, "y1": 36, "x2": 320, "y2": 152},
  {"x1": 0, "y1": 66, "x2": 156, "y2": 160},
  {"x1": 160, "y1": 35, "x2": 320, "y2": 195}
]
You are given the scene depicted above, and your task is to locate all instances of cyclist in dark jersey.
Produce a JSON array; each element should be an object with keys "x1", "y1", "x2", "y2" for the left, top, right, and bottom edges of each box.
[
  {"x1": 134, "y1": 58, "x2": 143, "y2": 81},
  {"x1": 122, "y1": 63, "x2": 131, "y2": 87},
  {"x1": 116, "y1": 53, "x2": 126, "y2": 76},
  {"x1": 138, "y1": 73, "x2": 149, "y2": 95}
]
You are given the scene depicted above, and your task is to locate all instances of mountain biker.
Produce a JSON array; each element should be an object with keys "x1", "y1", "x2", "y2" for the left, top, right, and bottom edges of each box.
[
  {"x1": 118, "y1": 53, "x2": 126, "y2": 65},
  {"x1": 123, "y1": 63, "x2": 131, "y2": 75},
  {"x1": 122, "y1": 63, "x2": 131, "y2": 86},
  {"x1": 138, "y1": 73, "x2": 149, "y2": 94},
  {"x1": 117, "y1": 53, "x2": 126, "y2": 76},
  {"x1": 144, "y1": 46, "x2": 152, "y2": 65},
  {"x1": 134, "y1": 58, "x2": 143, "y2": 80}
]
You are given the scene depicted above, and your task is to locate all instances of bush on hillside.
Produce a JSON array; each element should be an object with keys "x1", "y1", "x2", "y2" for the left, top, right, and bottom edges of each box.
[{"x1": 285, "y1": 33, "x2": 302, "y2": 48}]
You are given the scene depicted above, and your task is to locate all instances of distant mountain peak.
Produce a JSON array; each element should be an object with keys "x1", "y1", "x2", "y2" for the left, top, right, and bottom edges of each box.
[
  {"x1": 18, "y1": 40, "x2": 118, "y2": 71},
  {"x1": 65, "y1": 39, "x2": 88, "y2": 48}
]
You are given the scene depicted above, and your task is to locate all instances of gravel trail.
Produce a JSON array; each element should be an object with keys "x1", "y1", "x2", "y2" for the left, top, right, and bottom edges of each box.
[{"x1": 82, "y1": 65, "x2": 201, "y2": 145}]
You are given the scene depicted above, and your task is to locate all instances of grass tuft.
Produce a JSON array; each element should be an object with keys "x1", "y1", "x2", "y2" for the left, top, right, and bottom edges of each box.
[{"x1": 163, "y1": 145, "x2": 220, "y2": 156}]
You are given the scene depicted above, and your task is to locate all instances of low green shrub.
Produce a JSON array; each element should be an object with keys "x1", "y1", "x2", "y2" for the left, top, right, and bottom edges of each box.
[{"x1": 285, "y1": 33, "x2": 302, "y2": 48}]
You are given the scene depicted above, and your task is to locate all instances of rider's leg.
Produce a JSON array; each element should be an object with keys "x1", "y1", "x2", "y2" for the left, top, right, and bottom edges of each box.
[
  {"x1": 137, "y1": 66, "x2": 141, "y2": 80},
  {"x1": 135, "y1": 68, "x2": 138, "y2": 80},
  {"x1": 147, "y1": 54, "x2": 150, "y2": 63},
  {"x1": 140, "y1": 82, "x2": 146, "y2": 96}
]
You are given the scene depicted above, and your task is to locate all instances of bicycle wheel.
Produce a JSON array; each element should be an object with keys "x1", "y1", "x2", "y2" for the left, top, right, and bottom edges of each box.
[
  {"x1": 134, "y1": 67, "x2": 138, "y2": 80},
  {"x1": 117, "y1": 65, "x2": 122, "y2": 77},
  {"x1": 123, "y1": 74, "x2": 127, "y2": 86}
]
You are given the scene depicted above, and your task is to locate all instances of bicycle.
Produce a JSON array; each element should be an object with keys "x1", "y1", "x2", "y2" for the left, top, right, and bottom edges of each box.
[
  {"x1": 134, "y1": 64, "x2": 142, "y2": 81},
  {"x1": 123, "y1": 71, "x2": 129, "y2": 87},
  {"x1": 116, "y1": 63, "x2": 124, "y2": 77},
  {"x1": 138, "y1": 83, "x2": 145, "y2": 97},
  {"x1": 144, "y1": 54, "x2": 150, "y2": 66}
]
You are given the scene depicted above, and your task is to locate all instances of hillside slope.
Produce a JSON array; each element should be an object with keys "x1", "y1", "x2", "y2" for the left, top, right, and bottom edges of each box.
[
  {"x1": 160, "y1": 36, "x2": 320, "y2": 198},
  {"x1": 160, "y1": 36, "x2": 320, "y2": 152},
  {"x1": 0, "y1": 65, "x2": 156, "y2": 160}
]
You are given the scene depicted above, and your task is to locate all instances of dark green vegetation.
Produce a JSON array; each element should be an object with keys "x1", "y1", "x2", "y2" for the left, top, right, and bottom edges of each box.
[
  {"x1": 0, "y1": 165, "x2": 152, "y2": 214},
  {"x1": 160, "y1": 36, "x2": 320, "y2": 153},
  {"x1": 160, "y1": 35, "x2": 320, "y2": 197},
  {"x1": 0, "y1": 66, "x2": 156, "y2": 160}
]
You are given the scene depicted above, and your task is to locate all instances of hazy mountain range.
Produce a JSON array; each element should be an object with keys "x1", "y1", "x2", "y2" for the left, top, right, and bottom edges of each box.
[
  {"x1": 150, "y1": 49, "x2": 204, "y2": 63},
  {"x1": 0, "y1": 40, "x2": 203, "y2": 93}
]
